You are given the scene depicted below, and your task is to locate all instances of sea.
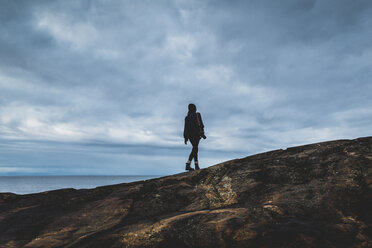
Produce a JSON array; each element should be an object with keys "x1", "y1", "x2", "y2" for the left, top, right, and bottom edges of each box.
[{"x1": 0, "y1": 176, "x2": 160, "y2": 195}]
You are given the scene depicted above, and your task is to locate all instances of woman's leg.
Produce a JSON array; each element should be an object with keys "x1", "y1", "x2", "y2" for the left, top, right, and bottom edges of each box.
[
  {"x1": 188, "y1": 147, "x2": 195, "y2": 162},
  {"x1": 188, "y1": 137, "x2": 200, "y2": 162}
]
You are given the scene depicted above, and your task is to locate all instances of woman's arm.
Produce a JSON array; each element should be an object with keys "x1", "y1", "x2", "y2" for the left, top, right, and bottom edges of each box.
[
  {"x1": 183, "y1": 117, "x2": 189, "y2": 143},
  {"x1": 197, "y1": 113, "x2": 204, "y2": 129}
]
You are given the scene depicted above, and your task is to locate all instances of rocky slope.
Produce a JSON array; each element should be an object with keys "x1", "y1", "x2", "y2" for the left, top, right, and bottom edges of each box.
[{"x1": 1, "y1": 137, "x2": 372, "y2": 248}]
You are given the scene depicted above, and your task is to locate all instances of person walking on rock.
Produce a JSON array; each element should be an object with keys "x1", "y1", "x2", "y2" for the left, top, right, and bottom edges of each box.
[{"x1": 184, "y1": 103, "x2": 206, "y2": 171}]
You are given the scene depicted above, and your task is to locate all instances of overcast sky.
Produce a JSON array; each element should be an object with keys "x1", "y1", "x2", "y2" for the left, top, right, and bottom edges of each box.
[{"x1": 1, "y1": 0, "x2": 371, "y2": 175}]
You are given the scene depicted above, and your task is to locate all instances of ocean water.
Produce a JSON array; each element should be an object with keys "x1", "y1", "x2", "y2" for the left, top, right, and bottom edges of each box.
[{"x1": 0, "y1": 176, "x2": 160, "y2": 195}]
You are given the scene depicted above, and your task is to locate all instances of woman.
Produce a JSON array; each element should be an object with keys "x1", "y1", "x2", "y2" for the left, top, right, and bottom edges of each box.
[{"x1": 183, "y1": 103, "x2": 206, "y2": 171}]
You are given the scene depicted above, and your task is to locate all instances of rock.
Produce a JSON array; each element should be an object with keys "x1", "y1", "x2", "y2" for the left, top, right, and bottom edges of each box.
[{"x1": 1, "y1": 137, "x2": 372, "y2": 247}]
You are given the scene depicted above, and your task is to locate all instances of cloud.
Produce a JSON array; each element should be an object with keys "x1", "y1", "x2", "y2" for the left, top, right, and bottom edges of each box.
[
  {"x1": 36, "y1": 12, "x2": 99, "y2": 50},
  {"x1": 1, "y1": 0, "x2": 372, "y2": 175}
]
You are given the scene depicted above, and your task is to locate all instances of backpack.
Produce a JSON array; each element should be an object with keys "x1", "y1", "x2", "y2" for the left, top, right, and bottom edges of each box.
[{"x1": 196, "y1": 113, "x2": 206, "y2": 139}]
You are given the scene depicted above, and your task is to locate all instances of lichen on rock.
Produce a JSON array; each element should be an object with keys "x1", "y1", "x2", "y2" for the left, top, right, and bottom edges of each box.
[{"x1": 200, "y1": 175, "x2": 238, "y2": 208}]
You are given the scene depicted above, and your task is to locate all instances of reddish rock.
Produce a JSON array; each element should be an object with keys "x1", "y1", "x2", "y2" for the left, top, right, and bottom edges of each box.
[{"x1": 1, "y1": 137, "x2": 372, "y2": 247}]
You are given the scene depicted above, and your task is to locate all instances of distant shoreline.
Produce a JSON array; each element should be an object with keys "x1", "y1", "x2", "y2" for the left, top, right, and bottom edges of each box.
[{"x1": 0, "y1": 175, "x2": 162, "y2": 195}]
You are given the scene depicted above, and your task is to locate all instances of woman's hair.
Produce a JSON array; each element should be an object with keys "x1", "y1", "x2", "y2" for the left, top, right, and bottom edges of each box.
[{"x1": 188, "y1": 103, "x2": 197, "y2": 113}]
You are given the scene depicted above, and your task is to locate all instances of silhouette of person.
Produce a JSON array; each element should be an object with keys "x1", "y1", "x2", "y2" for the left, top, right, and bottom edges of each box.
[{"x1": 184, "y1": 103, "x2": 206, "y2": 171}]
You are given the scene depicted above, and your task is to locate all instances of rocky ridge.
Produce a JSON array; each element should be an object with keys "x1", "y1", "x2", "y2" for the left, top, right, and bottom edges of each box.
[{"x1": 1, "y1": 137, "x2": 372, "y2": 247}]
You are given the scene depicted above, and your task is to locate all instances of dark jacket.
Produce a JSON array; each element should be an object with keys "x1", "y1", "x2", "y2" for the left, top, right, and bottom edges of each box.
[{"x1": 184, "y1": 112, "x2": 204, "y2": 140}]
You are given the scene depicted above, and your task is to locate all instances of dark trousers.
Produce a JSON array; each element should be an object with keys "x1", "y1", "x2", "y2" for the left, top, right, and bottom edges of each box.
[{"x1": 188, "y1": 137, "x2": 200, "y2": 162}]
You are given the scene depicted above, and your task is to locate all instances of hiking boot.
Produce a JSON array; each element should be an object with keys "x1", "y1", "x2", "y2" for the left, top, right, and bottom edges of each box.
[
  {"x1": 195, "y1": 162, "x2": 200, "y2": 170},
  {"x1": 185, "y1": 162, "x2": 194, "y2": 171}
]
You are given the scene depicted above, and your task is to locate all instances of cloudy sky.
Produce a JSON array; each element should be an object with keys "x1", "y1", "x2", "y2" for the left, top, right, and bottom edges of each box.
[{"x1": 1, "y1": 0, "x2": 371, "y2": 175}]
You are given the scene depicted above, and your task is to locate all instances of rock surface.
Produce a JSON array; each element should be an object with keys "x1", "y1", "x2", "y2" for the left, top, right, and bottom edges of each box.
[{"x1": 1, "y1": 137, "x2": 372, "y2": 247}]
